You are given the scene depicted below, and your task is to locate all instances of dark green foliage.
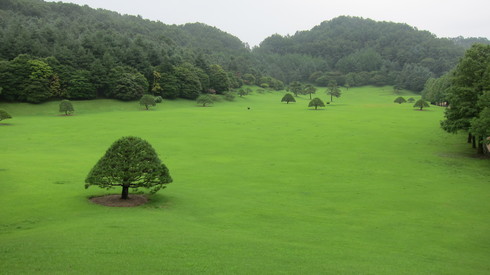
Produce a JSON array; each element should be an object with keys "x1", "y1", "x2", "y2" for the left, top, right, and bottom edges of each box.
[
  {"x1": 407, "y1": 97, "x2": 415, "y2": 103},
  {"x1": 175, "y1": 63, "x2": 202, "y2": 100},
  {"x1": 0, "y1": 109, "x2": 12, "y2": 121},
  {"x1": 59, "y1": 99, "x2": 74, "y2": 115},
  {"x1": 413, "y1": 99, "x2": 430, "y2": 110},
  {"x1": 237, "y1": 89, "x2": 248, "y2": 97},
  {"x1": 254, "y1": 16, "x2": 466, "y2": 91},
  {"x1": 154, "y1": 96, "x2": 163, "y2": 103},
  {"x1": 281, "y1": 93, "x2": 296, "y2": 104},
  {"x1": 421, "y1": 73, "x2": 451, "y2": 105},
  {"x1": 208, "y1": 64, "x2": 230, "y2": 93},
  {"x1": 303, "y1": 84, "x2": 317, "y2": 99},
  {"x1": 106, "y1": 67, "x2": 148, "y2": 101},
  {"x1": 289, "y1": 81, "x2": 303, "y2": 96},
  {"x1": 308, "y1": 98, "x2": 325, "y2": 110},
  {"x1": 0, "y1": 0, "x2": 246, "y2": 102},
  {"x1": 196, "y1": 94, "x2": 215, "y2": 107},
  {"x1": 441, "y1": 45, "x2": 490, "y2": 134},
  {"x1": 66, "y1": 70, "x2": 96, "y2": 99},
  {"x1": 394, "y1": 97, "x2": 407, "y2": 104},
  {"x1": 139, "y1": 94, "x2": 156, "y2": 110},
  {"x1": 327, "y1": 81, "x2": 341, "y2": 102},
  {"x1": 223, "y1": 92, "x2": 235, "y2": 101},
  {"x1": 85, "y1": 136, "x2": 172, "y2": 199}
]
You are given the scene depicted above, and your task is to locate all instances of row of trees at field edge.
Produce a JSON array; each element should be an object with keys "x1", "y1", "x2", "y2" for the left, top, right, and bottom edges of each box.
[{"x1": 434, "y1": 44, "x2": 490, "y2": 154}]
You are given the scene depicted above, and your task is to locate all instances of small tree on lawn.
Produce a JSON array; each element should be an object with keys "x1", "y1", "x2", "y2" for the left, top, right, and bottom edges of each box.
[
  {"x1": 394, "y1": 97, "x2": 407, "y2": 104},
  {"x1": 85, "y1": 136, "x2": 172, "y2": 200},
  {"x1": 327, "y1": 81, "x2": 341, "y2": 102},
  {"x1": 413, "y1": 99, "x2": 430, "y2": 110},
  {"x1": 197, "y1": 94, "x2": 215, "y2": 107},
  {"x1": 59, "y1": 100, "x2": 75, "y2": 115},
  {"x1": 281, "y1": 93, "x2": 296, "y2": 104},
  {"x1": 308, "y1": 98, "x2": 325, "y2": 110},
  {"x1": 238, "y1": 88, "x2": 248, "y2": 97},
  {"x1": 0, "y1": 110, "x2": 12, "y2": 121},
  {"x1": 140, "y1": 94, "x2": 156, "y2": 110},
  {"x1": 303, "y1": 84, "x2": 317, "y2": 99},
  {"x1": 407, "y1": 97, "x2": 415, "y2": 103}
]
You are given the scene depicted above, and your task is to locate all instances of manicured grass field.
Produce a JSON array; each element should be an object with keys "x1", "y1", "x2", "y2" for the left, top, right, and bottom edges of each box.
[{"x1": 1, "y1": 87, "x2": 489, "y2": 274}]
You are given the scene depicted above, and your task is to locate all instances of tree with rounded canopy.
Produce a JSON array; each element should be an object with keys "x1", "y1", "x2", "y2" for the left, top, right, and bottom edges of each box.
[
  {"x1": 308, "y1": 98, "x2": 325, "y2": 110},
  {"x1": 59, "y1": 99, "x2": 74, "y2": 115},
  {"x1": 0, "y1": 110, "x2": 12, "y2": 121},
  {"x1": 85, "y1": 136, "x2": 172, "y2": 200},
  {"x1": 407, "y1": 97, "x2": 415, "y2": 103},
  {"x1": 196, "y1": 94, "x2": 215, "y2": 107},
  {"x1": 413, "y1": 99, "x2": 430, "y2": 110},
  {"x1": 281, "y1": 93, "x2": 296, "y2": 104},
  {"x1": 139, "y1": 94, "x2": 156, "y2": 110},
  {"x1": 394, "y1": 96, "x2": 407, "y2": 104}
]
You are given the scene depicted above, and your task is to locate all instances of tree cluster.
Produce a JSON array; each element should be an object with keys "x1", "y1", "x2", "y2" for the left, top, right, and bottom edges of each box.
[{"x1": 440, "y1": 44, "x2": 490, "y2": 154}]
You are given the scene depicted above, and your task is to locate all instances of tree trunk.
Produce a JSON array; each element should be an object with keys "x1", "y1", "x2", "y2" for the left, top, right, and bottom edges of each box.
[
  {"x1": 467, "y1": 133, "x2": 472, "y2": 143},
  {"x1": 145, "y1": 105, "x2": 149, "y2": 110},
  {"x1": 472, "y1": 136, "x2": 477, "y2": 149},
  {"x1": 309, "y1": 94, "x2": 312, "y2": 100},
  {"x1": 121, "y1": 185, "x2": 129, "y2": 200}
]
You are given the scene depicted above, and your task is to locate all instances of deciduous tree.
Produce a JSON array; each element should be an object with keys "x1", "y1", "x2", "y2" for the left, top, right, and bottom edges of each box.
[
  {"x1": 413, "y1": 99, "x2": 430, "y2": 110},
  {"x1": 139, "y1": 94, "x2": 156, "y2": 110},
  {"x1": 59, "y1": 99, "x2": 74, "y2": 115},
  {"x1": 281, "y1": 93, "x2": 296, "y2": 104},
  {"x1": 85, "y1": 136, "x2": 172, "y2": 200},
  {"x1": 0, "y1": 110, "x2": 12, "y2": 121},
  {"x1": 308, "y1": 97, "x2": 325, "y2": 110},
  {"x1": 394, "y1": 97, "x2": 406, "y2": 104}
]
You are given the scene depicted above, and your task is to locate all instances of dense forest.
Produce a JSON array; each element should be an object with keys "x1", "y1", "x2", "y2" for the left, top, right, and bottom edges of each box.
[{"x1": 0, "y1": 0, "x2": 488, "y2": 103}]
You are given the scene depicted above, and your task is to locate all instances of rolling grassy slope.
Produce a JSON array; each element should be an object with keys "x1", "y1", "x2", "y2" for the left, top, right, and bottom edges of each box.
[{"x1": 1, "y1": 87, "x2": 489, "y2": 274}]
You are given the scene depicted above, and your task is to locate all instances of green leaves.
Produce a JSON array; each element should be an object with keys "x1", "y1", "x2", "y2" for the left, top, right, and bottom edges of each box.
[
  {"x1": 0, "y1": 109, "x2": 12, "y2": 121},
  {"x1": 85, "y1": 136, "x2": 172, "y2": 195},
  {"x1": 308, "y1": 98, "x2": 325, "y2": 110},
  {"x1": 59, "y1": 99, "x2": 74, "y2": 115}
]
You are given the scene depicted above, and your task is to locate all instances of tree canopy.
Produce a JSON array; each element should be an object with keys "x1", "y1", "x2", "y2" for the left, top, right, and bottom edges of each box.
[
  {"x1": 413, "y1": 99, "x2": 430, "y2": 110},
  {"x1": 308, "y1": 98, "x2": 325, "y2": 110},
  {"x1": 59, "y1": 99, "x2": 74, "y2": 115},
  {"x1": 85, "y1": 136, "x2": 172, "y2": 199},
  {"x1": 0, "y1": 110, "x2": 12, "y2": 121},
  {"x1": 281, "y1": 93, "x2": 296, "y2": 104}
]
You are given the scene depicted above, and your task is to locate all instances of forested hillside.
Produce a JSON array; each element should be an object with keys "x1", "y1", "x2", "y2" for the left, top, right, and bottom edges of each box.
[
  {"x1": 0, "y1": 1, "x2": 488, "y2": 103},
  {"x1": 254, "y1": 16, "x2": 488, "y2": 91},
  {"x1": 0, "y1": 0, "x2": 254, "y2": 102}
]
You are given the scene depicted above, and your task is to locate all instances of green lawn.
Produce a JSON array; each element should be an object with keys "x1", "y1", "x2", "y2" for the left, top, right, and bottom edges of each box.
[{"x1": 1, "y1": 87, "x2": 489, "y2": 274}]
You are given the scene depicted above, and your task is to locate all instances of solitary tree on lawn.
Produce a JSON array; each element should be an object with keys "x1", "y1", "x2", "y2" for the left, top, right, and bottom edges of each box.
[
  {"x1": 281, "y1": 93, "x2": 296, "y2": 104},
  {"x1": 413, "y1": 99, "x2": 430, "y2": 110},
  {"x1": 59, "y1": 100, "x2": 74, "y2": 115},
  {"x1": 0, "y1": 110, "x2": 12, "y2": 121},
  {"x1": 85, "y1": 136, "x2": 172, "y2": 200},
  {"x1": 196, "y1": 94, "x2": 215, "y2": 107},
  {"x1": 394, "y1": 97, "x2": 407, "y2": 104},
  {"x1": 303, "y1": 84, "x2": 317, "y2": 99},
  {"x1": 140, "y1": 94, "x2": 156, "y2": 110},
  {"x1": 308, "y1": 98, "x2": 325, "y2": 110},
  {"x1": 327, "y1": 81, "x2": 341, "y2": 102}
]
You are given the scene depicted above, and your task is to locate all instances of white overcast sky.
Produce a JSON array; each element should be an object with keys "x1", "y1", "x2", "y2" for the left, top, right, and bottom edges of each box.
[{"x1": 44, "y1": 0, "x2": 490, "y2": 46}]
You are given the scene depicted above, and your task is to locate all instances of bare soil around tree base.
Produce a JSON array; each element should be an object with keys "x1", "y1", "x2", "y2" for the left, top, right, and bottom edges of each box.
[{"x1": 89, "y1": 194, "x2": 148, "y2": 207}]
